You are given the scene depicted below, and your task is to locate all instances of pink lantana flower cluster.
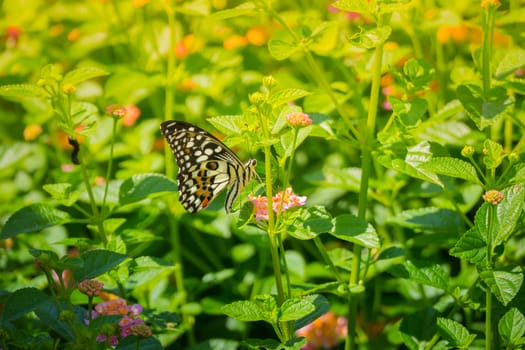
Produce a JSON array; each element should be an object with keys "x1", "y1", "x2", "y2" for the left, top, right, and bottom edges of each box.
[
  {"x1": 286, "y1": 112, "x2": 313, "y2": 127},
  {"x1": 296, "y1": 312, "x2": 348, "y2": 350},
  {"x1": 248, "y1": 187, "x2": 307, "y2": 221},
  {"x1": 88, "y1": 297, "x2": 151, "y2": 346},
  {"x1": 78, "y1": 279, "x2": 104, "y2": 297}
]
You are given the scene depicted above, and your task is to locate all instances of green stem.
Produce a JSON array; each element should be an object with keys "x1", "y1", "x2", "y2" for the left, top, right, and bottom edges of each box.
[
  {"x1": 78, "y1": 143, "x2": 106, "y2": 244},
  {"x1": 313, "y1": 236, "x2": 343, "y2": 283},
  {"x1": 102, "y1": 117, "x2": 118, "y2": 218},
  {"x1": 485, "y1": 203, "x2": 496, "y2": 350},
  {"x1": 481, "y1": 3, "x2": 496, "y2": 97},
  {"x1": 346, "y1": 13, "x2": 388, "y2": 350}
]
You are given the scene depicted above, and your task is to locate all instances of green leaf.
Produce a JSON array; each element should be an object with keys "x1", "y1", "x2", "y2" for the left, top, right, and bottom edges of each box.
[
  {"x1": 449, "y1": 227, "x2": 487, "y2": 266},
  {"x1": 221, "y1": 300, "x2": 267, "y2": 322},
  {"x1": 329, "y1": 214, "x2": 380, "y2": 249},
  {"x1": 241, "y1": 338, "x2": 306, "y2": 350},
  {"x1": 387, "y1": 207, "x2": 463, "y2": 234},
  {"x1": 294, "y1": 294, "x2": 330, "y2": 330},
  {"x1": 288, "y1": 206, "x2": 332, "y2": 240},
  {"x1": 402, "y1": 58, "x2": 435, "y2": 91},
  {"x1": 207, "y1": 115, "x2": 244, "y2": 135},
  {"x1": 210, "y1": 2, "x2": 257, "y2": 20},
  {"x1": 457, "y1": 84, "x2": 513, "y2": 130},
  {"x1": 378, "y1": 141, "x2": 444, "y2": 187},
  {"x1": 348, "y1": 26, "x2": 392, "y2": 49},
  {"x1": 307, "y1": 21, "x2": 339, "y2": 55},
  {"x1": 1, "y1": 204, "x2": 72, "y2": 239},
  {"x1": 119, "y1": 173, "x2": 178, "y2": 205},
  {"x1": 279, "y1": 126, "x2": 313, "y2": 159},
  {"x1": 495, "y1": 49, "x2": 525, "y2": 80},
  {"x1": 493, "y1": 185, "x2": 525, "y2": 245},
  {"x1": 72, "y1": 249, "x2": 127, "y2": 281},
  {"x1": 399, "y1": 308, "x2": 437, "y2": 347},
  {"x1": 332, "y1": 0, "x2": 371, "y2": 14},
  {"x1": 43, "y1": 183, "x2": 80, "y2": 206},
  {"x1": 389, "y1": 261, "x2": 450, "y2": 291},
  {"x1": 389, "y1": 97, "x2": 428, "y2": 126},
  {"x1": 268, "y1": 39, "x2": 300, "y2": 61},
  {"x1": 420, "y1": 157, "x2": 481, "y2": 184},
  {"x1": 1, "y1": 288, "x2": 50, "y2": 322},
  {"x1": 479, "y1": 265, "x2": 523, "y2": 306},
  {"x1": 482, "y1": 139, "x2": 505, "y2": 169},
  {"x1": 437, "y1": 317, "x2": 476, "y2": 349},
  {"x1": 278, "y1": 298, "x2": 315, "y2": 322},
  {"x1": 254, "y1": 294, "x2": 279, "y2": 322},
  {"x1": 268, "y1": 88, "x2": 311, "y2": 107},
  {"x1": 0, "y1": 84, "x2": 44, "y2": 98},
  {"x1": 62, "y1": 66, "x2": 109, "y2": 86},
  {"x1": 379, "y1": 0, "x2": 413, "y2": 14},
  {"x1": 498, "y1": 308, "x2": 525, "y2": 345}
]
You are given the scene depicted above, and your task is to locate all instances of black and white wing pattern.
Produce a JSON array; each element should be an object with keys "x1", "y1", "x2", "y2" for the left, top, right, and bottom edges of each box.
[{"x1": 160, "y1": 120, "x2": 257, "y2": 213}]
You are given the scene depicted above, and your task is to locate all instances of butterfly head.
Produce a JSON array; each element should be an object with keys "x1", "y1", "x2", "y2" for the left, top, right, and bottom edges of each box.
[{"x1": 244, "y1": 159, "x2": 259, "y2": 182}]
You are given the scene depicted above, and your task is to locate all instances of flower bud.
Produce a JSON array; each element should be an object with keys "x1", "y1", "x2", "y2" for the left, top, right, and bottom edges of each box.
[
  {"x1": 62, "y1": 83, "x2": 76, "y2": 95},
  {"x1": 262, "y1": 76, "x2": 277, "y2": 89},
  {"x1": 249, "y1": 92, "x2": 265, "y2": 105},
  {"x1": 461, "y1": 145, "x2": 474, "y2": 158},
  {"x1": 482, "y1": 190, "x2": 504, "y2": 205}
]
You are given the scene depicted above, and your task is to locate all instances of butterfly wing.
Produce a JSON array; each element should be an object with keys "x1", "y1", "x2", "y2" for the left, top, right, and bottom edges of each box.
[{"x1": 160, "y1": 120, "x2": 246, "y2": 213}]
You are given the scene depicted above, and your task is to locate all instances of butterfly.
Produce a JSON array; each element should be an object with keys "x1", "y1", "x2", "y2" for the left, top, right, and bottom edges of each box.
[{"x1": 160, "y1": 120, "x2": 258, "y2": 213}]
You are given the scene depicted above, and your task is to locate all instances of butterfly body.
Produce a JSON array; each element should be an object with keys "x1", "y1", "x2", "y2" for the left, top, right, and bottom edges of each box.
[{"x1": 160, "y1": 120, "x2": 257, "y2": 213}]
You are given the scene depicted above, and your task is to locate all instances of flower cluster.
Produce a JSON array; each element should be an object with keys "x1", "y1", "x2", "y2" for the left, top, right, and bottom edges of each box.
[
  {"x1": 296, "y1": 312, "x2": 347, "y2": 350},
  {"x1": 286, "y1": 112, "x2": 313, "y2": 127},
  {"x1": 88, "y1": 297, "x2": 151, "y2": 346},
  {"x1": 248, "y1": 187, "x2": 306, "y2": 221},
  {"x1": 482, "y1": 190, "x2": 504, "y2": 205},
  {"x1": 78, "y1": 279, "x2": 104, "y2": 297}
]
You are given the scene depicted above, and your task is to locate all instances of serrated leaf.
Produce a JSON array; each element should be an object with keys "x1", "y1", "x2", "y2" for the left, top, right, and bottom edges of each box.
[
  {"x1": 268, "y1": 39, "x2": 301, "y2": 61},
  {"x1": 278, "y1": 298, "x2": 315, "y2": 322},
  {"x1": 72, "y1": 250, "x2": 127, "y2": 281},
  {"x1": 207, "y1": 115, "x2": 244, "y2": 135},
  {"x1": 437, "y1": 317, "x2": 476, "y2": 348},
  {"x1": 0, "y1": 84, "x2": 44, "y2": 98},
  {"x1": 332, "y1": 0, "x2": 371, "y2": 13},
  {"x1": 43, "y1": 183, "x2": 80, "y2": 206},
  {"x1": 221, "y1": 300, "x2": 266, "y2": 322},
  {"x1": 390, "y1": 261, "x2": 450, "y2": 291},
  {"x1": 493, "y1": 184, "x2": 525, "y2": 245},
  {"x1": 348, "y1": 26, "x2": 392, "y2": 49},
  {"x1": 480, "y1": 266, "x2": 523, "y2": 306},
  {"x1": 210, "y1": 2, "x2": 257, "y2": 20},
  {"x1": 1, "y1": 204, "x2": 72, "y2": 239},
  {"x1": 399, "y1": 308, "x2": 437, "y2": 346},
  {"x1": 62, "y1": 66, "x2": 109, "y2": 86},
  {"x1": 2, "y1": 288, "x2": 50, "y2": 322},
  {"x1": 288, "y1": 206, "x2": 333, "y2": 240},
  {"x1": 457, "y1": 84, "x2": 513, "y2": 130},
  {"x1": 483, "y1": 139, "x2": 504, "y2": 169},
  {"x1": 389, "y1": 97, "x2": 428, "y2": 126},
  {"x1": 268, "y1": 88, "x2": 310, "y2": 107},
  {"x1": 402, "y1": 58, "x2": 435, "y2": 90},
  {"x1": 329, "y1": 214, "x2": 380, "y2": 249},
  {"x1": 119, "y1": 173, "x2": 177, "y2": 205},
  {"x1": 294, "y1": 294, "x2": 330, "y2": 330},
  {"x1": 495, "y1": 49, "x2": 525, "y2": 80},
  {"x1": 449, "y1": 227, "x2": 487, "y2": 266},
  {"x1": 498, "y1": 308, "x2": 525, "y2": 345},
  {"x1": 387, "y1": 207, "x2": 463, "y2": 234},
  {"x1": 421, "y1": 157, "x2": 481, "y2": 184}
]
